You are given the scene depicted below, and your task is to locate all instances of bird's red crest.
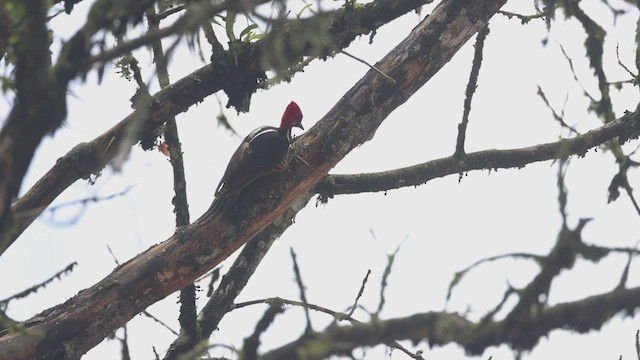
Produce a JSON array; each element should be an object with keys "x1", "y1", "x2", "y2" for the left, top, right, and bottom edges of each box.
[{"x1": 281, "y1": 101, "x2": 304, "y2": 129}]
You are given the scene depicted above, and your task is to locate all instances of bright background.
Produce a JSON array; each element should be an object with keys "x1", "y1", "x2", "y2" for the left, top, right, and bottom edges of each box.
[{"x1": 2, "y1": 0, "x2": 640, "y2": 358}]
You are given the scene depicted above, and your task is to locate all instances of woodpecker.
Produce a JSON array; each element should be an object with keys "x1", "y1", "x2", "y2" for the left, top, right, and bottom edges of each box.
[{"x1": 209, "y1": 101, "x2": 304, "y2": 215}]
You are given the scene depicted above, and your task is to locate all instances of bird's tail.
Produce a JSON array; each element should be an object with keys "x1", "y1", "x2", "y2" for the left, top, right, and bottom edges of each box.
[{"x1": 206, "y1": 192, "x2": 239, "y2": 217}]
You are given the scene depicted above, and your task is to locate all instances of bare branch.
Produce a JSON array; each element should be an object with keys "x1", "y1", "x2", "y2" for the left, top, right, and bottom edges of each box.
[
  {"x1": 0, "y1": 262, "x2": 77, "y2": 306},
  {"x1": 445, "y1": 252, "x2": 542, "y2": 307},
  {"x1": 616, "y1": 43, "x2": 638, "y2": 79},
  {"x1": 145, "y1": 5, "x2": 197, "y2": 347},
  {"x1": 498, "y1": 9, "x2": 552, "y2": 24},
  {"x1": 153, "y1": 4, "x2": 186, "y2": 22},
  {"x1": 616, "y1": 241, "x2": 639, "y2": 290},
  {"x1": 290, "y1": 248, "x2": 313, "y2": 334},
  {"x1": 36, "y1": 186, "x2": 136, "y2": 227},
  {"x1": 558, "y1": 43, "x2": 596, "y2": 102},
  {"x1": 316, "y1": 108, "x2": 640, "y2": 199},
  {"x1": 236, "y1": 296, "x2": 426, "y2": 360},
  {"x1": 242, "y1": 300, "x2": 285, "y2": 360},
  {"x1": 376, "y1": 245, "x2": 401, "y2": 316},
  {"x1": 455, "y1": 25, "x2": 489, "y2": 157},
  {"x1": 348, "y1": 270, "x2": 371, "y2": 318},
  {"x1": 536, "y1": 85, "x2": 580, "y2": 135},
  {"x1": 87, "y1": 2, "x2": 216, "y2": 68},
  {"x1": 141, "y1": 311, "x2": 179, "y2": 337},
  {"x1": 341, "y1": 50, "x2": 395, "y2": 83},
  {"x1": 567, "y1": 1, "x2": 614, "y2": 123},
  {"x1": 262, "y1": 284, "x2": 640, "y2": 359},
  {"x1": 118, "y1": 327, "x2": 130, "y2": 360}
]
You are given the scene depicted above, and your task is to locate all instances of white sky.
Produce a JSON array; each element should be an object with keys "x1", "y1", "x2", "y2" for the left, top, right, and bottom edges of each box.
[{"x1": 2, "y1": 0, "x2": 640, "y2": 359}]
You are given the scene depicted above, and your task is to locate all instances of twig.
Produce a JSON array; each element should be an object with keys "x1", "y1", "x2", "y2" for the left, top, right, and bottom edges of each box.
[
  {"x1": 146, "y1": 4, "x2": 197, "y2": 345},
  {"x1": 558, "y1": 43, "x2": 596, "y2": 102},
  {"x1": 377, "y1": 243, "x2": 403, "y2": 316},
  {"x1": 243, "y1": 299, "x2": 285, "y2": 360},
  {"x1": 536, "y1": 85, "x2": 580, "y2": 135},
  {"x1": 46, "y1": 185, "x2": 136, "y2": 214},
  {"x1": 88, "y1": 3, "x2": 221, "y2": 67},
  {"x1": 0, "y1": 262, "x2": 77, "y2": 305},
  {"x1": 141, "y1": 311, "x2": 179, "y2": 336},
  {"x1": 348, "y1": 269, "x2": 371, "y2": 317},
  {"x1": 616, "y1": 43, "x2": 638, "y2": 78},
  {"x1": 623, "y1": 182, "x2": 640, "y2": 217},
  {"x1": 204, "y1": 266, "x2": 222, "y2": 297},
  {"x1": 557, "y1": 157, "x2": 569, "y2": 225},
  {"x1": 479, "y1": 282, "x2": 517, "y2": 323},
  {"x1": 118, "y1": 326, "x2": 131, "y2": 360},
  {"x1": 234, "y1": 297, "x2": 425, "y2": 359},
  {"x1": 455, "y1": 25, "x2": 489, "y2": 157},
  {"x1": 445, "y1": 252, "x2": 542, "y2": 307},
  {"x1": 153, "y1": 4, "x2": 186, "y2": 22},
  {"x1": 498, "y1": 9, "x2": 551, "y2": 24},
  {"x1": 290, "y1": 247, "x2": 313, "y2": 333},
  {"x1": 235, "y1": 297, "x2": 345, "y2": 320},
  {"x1": 341, "y1": 50, "x2": 395, "y2": 83},
  {"x1": 617, "y1": 240, "x2": 640, "y2": 290},
  {"x1": 106, "y1": 245, "x2": 121, "y2": 266}
]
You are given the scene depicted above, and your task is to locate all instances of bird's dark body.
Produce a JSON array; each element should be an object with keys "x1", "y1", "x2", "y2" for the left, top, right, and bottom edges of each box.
[
  {"x1": 215, "y1": 126, "x2": 289, "y2": 197},
  {"x1": 208, "y1": 101, "x2": 303, "y2": 216}
]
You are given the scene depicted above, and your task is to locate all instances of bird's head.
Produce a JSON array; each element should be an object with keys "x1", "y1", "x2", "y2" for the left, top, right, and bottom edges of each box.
[{"x1": 280, "y1": 101, "x2": 304, "y2": 130}]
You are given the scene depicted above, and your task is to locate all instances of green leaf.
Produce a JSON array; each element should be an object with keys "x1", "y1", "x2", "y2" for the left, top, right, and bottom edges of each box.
[
  {"x1": 239, "y1": 24, "x2": 258, "y2": 41},
  {"x1": 296, "y1": 3, "x2": 313, "y2": 18},
  {"x1": 246, "y1": 32, "x2": 265, "y2": 42}
]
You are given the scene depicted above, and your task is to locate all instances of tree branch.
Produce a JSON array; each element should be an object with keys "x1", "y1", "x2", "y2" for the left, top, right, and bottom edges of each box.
[
  {"x1": 260, "y1": 284, "x2": 640, "y2": 359},
  {"x1": 316, "y1": 108, "x2": 640, "y2": 199},
  {"x1": 455, "y1": 25, "x2": 489, "y2": 157},
  {"x1": 0, "y1": 0, "x2": 507, "y2": 357},
  {"x1": 86, "y1": 0, "x2": 272, "y2": 70},
  {"x1": 145, "y1": 5, "x2": 198, "y2": 352},
  {"x1": 52, "y1": 0, "x2": 157, "y2": 83},
  {"x1": 0, "y1": 0, "x2": 59, "y2": 249},
  {"x1": 163, "y1": 194, "x2": 311, "y2": 359},
  {"x1": 0, "y1": 0, "x2": 157, "y2": 251},
  {"x1": 3, "y1": 0, "x2": 433, "y2": 256}
]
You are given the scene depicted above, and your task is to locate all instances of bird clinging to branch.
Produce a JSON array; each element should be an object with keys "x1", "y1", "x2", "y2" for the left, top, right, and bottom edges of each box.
[{"x1": 209, "y1": 101, "x2": 304, "y2": 215}]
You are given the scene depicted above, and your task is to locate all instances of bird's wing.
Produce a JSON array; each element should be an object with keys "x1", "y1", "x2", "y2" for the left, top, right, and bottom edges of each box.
[
  {"x1": 215, "y1": 139, "x2": 250, "y2": 196},
  {"x1": 215, "y1": 126, "x2": 283, "y2": 197}
]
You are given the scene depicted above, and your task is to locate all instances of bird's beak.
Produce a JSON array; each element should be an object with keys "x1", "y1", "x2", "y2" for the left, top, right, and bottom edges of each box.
[{"x1": 296, "y1": 123, "x2": 304, "y2": 130}]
